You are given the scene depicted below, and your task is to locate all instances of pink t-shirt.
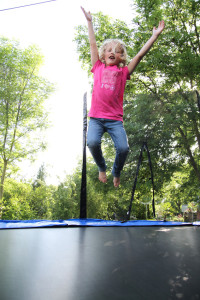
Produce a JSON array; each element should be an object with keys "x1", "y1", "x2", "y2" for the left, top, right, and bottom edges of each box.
[{"x1": 88, "y1": 60, "x2": 130, "y2": 121}]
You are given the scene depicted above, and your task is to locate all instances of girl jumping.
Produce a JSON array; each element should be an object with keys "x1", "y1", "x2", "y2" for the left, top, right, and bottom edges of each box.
[{"x1": 81, "y1": 7, "x2": 165, "y2": 187}]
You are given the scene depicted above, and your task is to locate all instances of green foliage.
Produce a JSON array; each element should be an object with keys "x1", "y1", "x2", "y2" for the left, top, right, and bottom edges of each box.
[
  {"x1": 155, "y1": 202, "x2": 174, "y2": 219},
  {"x1": 32, "y1": 163, "x2": 47, "y2": 189},
  {"x1": 52, "y1": 171, "x2": 81, "y2": 220},
  {"x1": 2, "y1": 0, "x2": 200, "y2": 221},
  {"x1": 29, "y1": 182, "x2": 56, "y2": 219},
  {"x1": 2, "y1": 177, "x2": 56, "y2": 220},
  {"x1": 0, "y1": 37, "x2": 55, "y2": 210},
  {"x1": 2, "y1": 178, "x2": 34, "y2": 220},
  {"x1": 73, "y1": 0, "x2": 200, "y2": 219},
  {"x1": 131, "y1": 0, "x2": 200, "y2": 94}
]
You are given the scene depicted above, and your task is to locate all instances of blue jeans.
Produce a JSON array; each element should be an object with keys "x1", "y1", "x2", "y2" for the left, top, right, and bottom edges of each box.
[{"x1": 87, "y1": 118, "x2": 129, "y2": 177}]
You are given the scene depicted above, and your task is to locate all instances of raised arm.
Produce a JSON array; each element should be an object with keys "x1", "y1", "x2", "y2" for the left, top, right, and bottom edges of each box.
[
  {"x1": 81, "y1": 7, "x2": 99, "y2": 67},
  {"x1": 127, "y1": 20, "x2": 165, "y2": 75}
]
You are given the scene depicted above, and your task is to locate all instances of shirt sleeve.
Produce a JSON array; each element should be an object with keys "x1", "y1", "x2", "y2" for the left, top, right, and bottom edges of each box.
[
  {"x1": 91, "y1": 60, "x2": 102, "y2": 74},
  {"x1": 123, "y1": 66, "x2": 130, "y2": 81}
]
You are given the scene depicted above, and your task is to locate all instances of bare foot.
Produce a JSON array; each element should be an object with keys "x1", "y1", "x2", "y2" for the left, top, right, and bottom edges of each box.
[
  {"x1": 113, "y1": 177, "x2": 120, "y2": 188},
  {"x1": 99, "y1": 171, "x2": 107, "y2": 183}
]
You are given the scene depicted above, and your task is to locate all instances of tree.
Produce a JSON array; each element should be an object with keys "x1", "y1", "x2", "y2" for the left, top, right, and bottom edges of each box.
[
  {"x1": 0, "y1": 37, "x2": 54, "y2": 216},
  {"x1": 2, "y1": 178, "x2": 33, "y2": 220},
  {"x1": 2, "y1": 177, "x2": 56, "y2": 220},
  {"x1": 32, "y1": 163, "x2": 47, "y2": 189},
  {"x1": 29, "y1": 181, "x2": 56, "y2": 219},
  {"x1": 52, "y1": 164, "x2": 82, "y2": 220},
  {"x1": 128, "y1": 0, "x2": 200, "y2": 184},
  {"x1": 74, "y1": 1, "x2": 200, "y2": 215}
]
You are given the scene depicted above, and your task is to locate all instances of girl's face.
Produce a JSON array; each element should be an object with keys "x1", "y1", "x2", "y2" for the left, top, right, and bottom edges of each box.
[{"x1": 104, "y1": 42, "x2": 123, "y2": 67}]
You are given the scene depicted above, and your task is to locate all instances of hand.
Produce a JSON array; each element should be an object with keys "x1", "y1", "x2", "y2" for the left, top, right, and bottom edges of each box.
[
  {"x1": 81, "y1": 6, "x2": 92, "y2": 22},
  {"x1": 153, "y1": 20, "x2": 165, "y2": 37}
]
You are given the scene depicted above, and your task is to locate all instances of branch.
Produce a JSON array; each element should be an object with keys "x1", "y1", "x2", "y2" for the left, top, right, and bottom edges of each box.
[
  {"x1": 181, "y1": 17, "x2": 199, "y2": 56},
  {"x1": 2, "y1": 99, "x2": 9, "y2": 161},
  {"x1": 137, "y1": 77, "x2": 157, "y2": 95},
  {"x1": 193, "y1": 14, "x2": 200, "y2": 53},
  {"x1": 178, "y1": 126, "x2": 200, "y2": 183},
  {"x1": 196, "y1": 90, "x2": 200, "y2": 113},
  {"x1": 9, "y1": 66, "x2": 36, "y2": 156}
]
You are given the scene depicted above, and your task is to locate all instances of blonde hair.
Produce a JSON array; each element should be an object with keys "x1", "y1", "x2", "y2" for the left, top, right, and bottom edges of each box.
[{"x1": 99, "y1": 39, "x2": 127, "y2": 67}]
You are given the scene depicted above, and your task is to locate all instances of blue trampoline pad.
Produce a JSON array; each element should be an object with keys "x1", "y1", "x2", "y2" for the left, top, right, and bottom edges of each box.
[{"x1": 0, "y1": 218, "x2": 198, "y2": 229}]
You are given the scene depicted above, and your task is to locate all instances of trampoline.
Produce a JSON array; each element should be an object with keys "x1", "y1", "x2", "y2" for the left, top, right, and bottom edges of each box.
[
  {"x1": 0, "y1": 95, "x2": 200, "y2": 299},
  {"x1": 0, "y1": 220, "x2": 200, "y2": 300}
]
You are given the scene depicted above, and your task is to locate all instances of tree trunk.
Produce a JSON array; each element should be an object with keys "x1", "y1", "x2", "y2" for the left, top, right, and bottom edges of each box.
[
  {"x1": 178, "y1": 126, "x2": 200, "y2": 183},
  {"x1": 196, "y1": 90, "x2": 200, "y2": 113},
  {"x1": 193, "y1": 119, "x2": 200, "y2": 152}
]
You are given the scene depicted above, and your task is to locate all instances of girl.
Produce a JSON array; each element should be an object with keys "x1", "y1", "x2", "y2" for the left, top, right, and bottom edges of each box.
[{"x1": 81, "y1": 7, "x2": 165, "y2": 187}]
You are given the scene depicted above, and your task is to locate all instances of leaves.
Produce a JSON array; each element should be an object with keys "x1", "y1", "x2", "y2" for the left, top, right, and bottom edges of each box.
[
  {"x1": 73, "y1": 0, "x2": 200, "y2": 218},
  {"x1": 2, "y1": 0, "x2": 200, "y2": 221},
  {"x1": 0, "y1": 37, "x2": 55, "y2": 208}
]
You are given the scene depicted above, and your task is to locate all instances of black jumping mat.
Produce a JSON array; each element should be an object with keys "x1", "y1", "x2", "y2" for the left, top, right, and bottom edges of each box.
[{"x1": 0, "y1": 224, "x2": 200, "y2": 299}]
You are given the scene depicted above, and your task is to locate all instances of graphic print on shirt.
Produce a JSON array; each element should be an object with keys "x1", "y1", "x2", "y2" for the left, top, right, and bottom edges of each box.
[{"x1": 101, "y1": 69, "x2": 119, "y2": 91}]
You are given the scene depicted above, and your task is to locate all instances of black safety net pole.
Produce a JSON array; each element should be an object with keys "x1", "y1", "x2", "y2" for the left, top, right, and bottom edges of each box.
[
  {"x1": 126, "y1": 142, "x2": 155, "y2": 221},
  {"x1": 126, "y1": 143, "x2": 145, "y2": 221},
  {"x1": 80, "y1": 93, "x2": 87, "y2": 219},
  {"x1": 145, "y1": 142, "x2": 155, "y2": 218}
]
